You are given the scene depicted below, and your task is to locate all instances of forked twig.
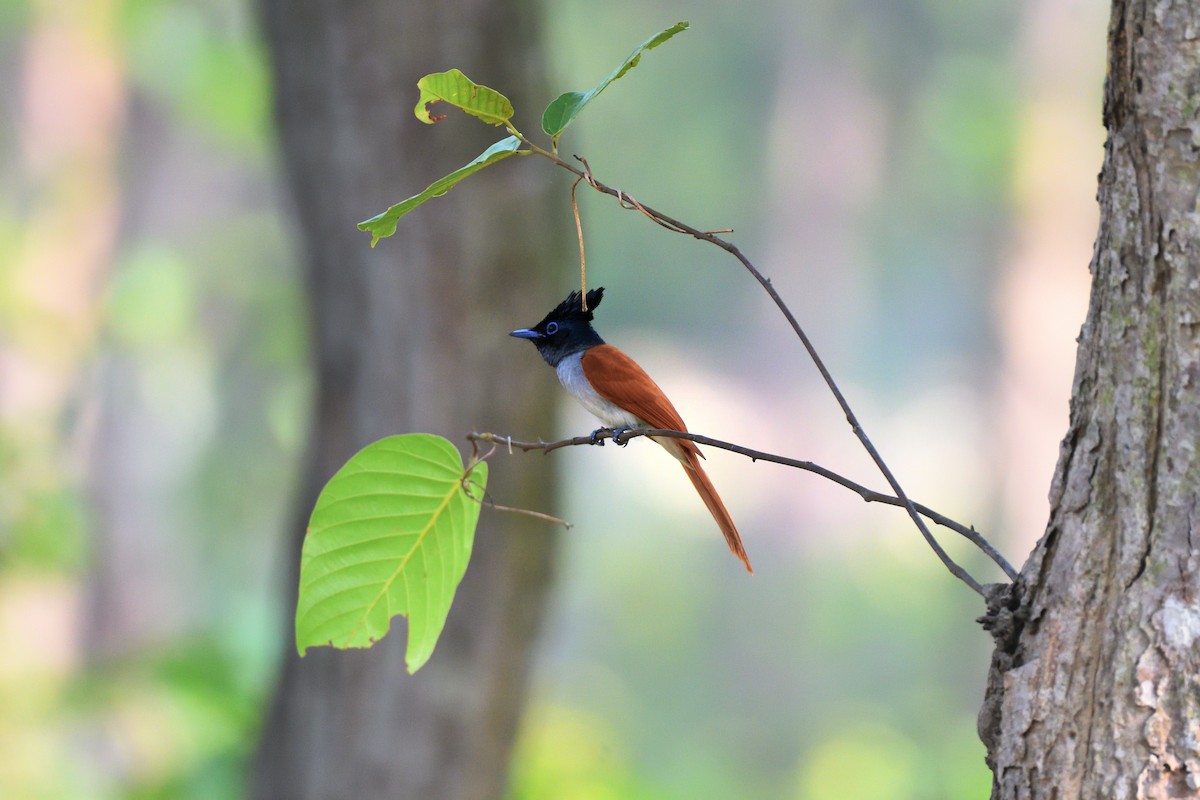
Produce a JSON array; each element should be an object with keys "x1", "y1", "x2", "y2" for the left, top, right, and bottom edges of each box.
[
  {"x1": 465, "y1": 438, "x2": 574, "y2": 529},
  {"x1": 518, "y1": 144, "x2": 1001, "y2": 597}
]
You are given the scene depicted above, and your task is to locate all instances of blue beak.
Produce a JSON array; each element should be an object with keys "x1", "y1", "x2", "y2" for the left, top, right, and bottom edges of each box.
[{"x1": 509, "y1": 328, "x2": 541, "y2": 340}]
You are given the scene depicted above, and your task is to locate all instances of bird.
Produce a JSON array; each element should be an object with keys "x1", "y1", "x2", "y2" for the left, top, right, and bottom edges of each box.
[{"x1": 510, "y1": 287, "x2": 752, "y2": 573}]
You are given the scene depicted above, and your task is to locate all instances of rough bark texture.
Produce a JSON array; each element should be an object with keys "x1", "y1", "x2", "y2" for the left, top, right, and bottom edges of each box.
[
  {"x1": 979, "y1": 0, "x2": 1200, "y2": 797},
  {"x1": 250, "y1": 1, "x2": 564, "y2": 798}
]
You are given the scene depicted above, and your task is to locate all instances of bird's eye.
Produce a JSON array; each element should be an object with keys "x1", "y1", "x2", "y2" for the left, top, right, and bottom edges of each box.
[{"x1": 545, "y1": 321, "x2": 559, "y2": 335}]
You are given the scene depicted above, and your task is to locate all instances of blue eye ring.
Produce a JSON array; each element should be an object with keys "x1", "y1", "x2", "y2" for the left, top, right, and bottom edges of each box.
[{"x1": 545, "y1": 321, "x2": 559, "y2": 335}]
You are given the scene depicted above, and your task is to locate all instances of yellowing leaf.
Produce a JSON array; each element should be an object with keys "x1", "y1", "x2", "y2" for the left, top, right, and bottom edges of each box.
[{"x1": 415, "y1": 69, "x2": 514, "y2": 126}]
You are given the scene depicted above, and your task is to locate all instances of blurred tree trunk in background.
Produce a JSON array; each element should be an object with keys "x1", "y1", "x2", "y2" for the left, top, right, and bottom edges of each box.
[
  {"x1": 251, "y1": 1, "x2": 564, "y2": 797},
  {"x1": 979, "y1": 0, "x2": 1200, "y2": 796}
]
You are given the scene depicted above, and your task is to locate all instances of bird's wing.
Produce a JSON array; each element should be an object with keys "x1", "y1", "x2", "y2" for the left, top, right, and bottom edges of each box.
[{"x1": 580, "y1": 344, "x2": 700, "y2": 458}]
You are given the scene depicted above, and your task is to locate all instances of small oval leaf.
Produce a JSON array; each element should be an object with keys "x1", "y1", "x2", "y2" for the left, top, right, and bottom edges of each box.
[
  {"x1": 357, "y1": 136, "x2": 522, "y2": 246},
  {"x1": 295, "y1": 434, "x2": 488, "y2": 673},
  {"x1": 541, "y1": 21, "x2": 689, "y2": 142},
  {"x1": 415, "y1": 69, "x2": 514, "y2": 126}
]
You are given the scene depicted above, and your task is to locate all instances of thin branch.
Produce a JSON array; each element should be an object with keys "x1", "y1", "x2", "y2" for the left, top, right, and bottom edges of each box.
[
  {"x1": 470, "y1": 429, "x2": 1014, "y2": 582},
  {"x1": 520, "y1": 144, "x2": 993, "y2": 597},
  {"x1": 468, "y1": 430, "x2": 1014, "y2": 581}
]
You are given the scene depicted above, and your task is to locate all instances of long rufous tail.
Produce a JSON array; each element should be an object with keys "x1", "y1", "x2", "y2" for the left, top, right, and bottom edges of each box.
[{"x1": 681, "y1": 451, "x2": 753, "y2": 574}]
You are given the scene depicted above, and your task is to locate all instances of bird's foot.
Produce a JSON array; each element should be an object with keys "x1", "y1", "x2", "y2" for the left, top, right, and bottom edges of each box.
[
  {"x1": 589, "y1": 428, "x2": 610, "y2": 446},
  {"x1": 612, "y1": 426, "x2": 631, "y2": 446}
]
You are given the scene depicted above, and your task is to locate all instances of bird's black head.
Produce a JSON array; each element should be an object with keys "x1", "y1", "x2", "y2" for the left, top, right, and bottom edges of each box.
[{"x1": 510, "y1": 287, "x2": 606, "y2": 367}]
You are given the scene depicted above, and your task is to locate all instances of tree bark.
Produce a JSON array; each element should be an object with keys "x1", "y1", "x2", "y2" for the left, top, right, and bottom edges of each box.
[
  {"x1": 979, "y1": 0, "x2": 1200, "y2": 796},
  {"x1": 250, "y1": 1, "x2": 564, "y2": 798}
]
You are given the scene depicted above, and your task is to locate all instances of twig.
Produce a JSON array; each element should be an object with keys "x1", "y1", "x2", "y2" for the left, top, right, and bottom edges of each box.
[
  {"x1": 468, "y1": 430, "x2": 1015, "y2": 582},
  {"x1": 570, "y1": 173, "x2": 589, "y2": 309},
  {"x1": 465, "y1": 438, "x2": 574, "y2": 529},
  {"x1": 479, "y1": 498, "x2": 574, "y2": 529}
]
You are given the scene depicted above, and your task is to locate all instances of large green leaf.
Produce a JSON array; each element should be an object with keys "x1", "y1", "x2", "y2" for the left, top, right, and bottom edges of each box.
[
  {"x1": 414, "y1": 69, "x2": 514, "y2": 126},
  {"x1": 295, "y1": 434, "x2": 488, "y2": 673},
  {"x1": 541, "y1": 21, "x2": 689, "y2": 143},
  {"x1": 357, "y1": 135, "x2": 522, "y2": 246}
]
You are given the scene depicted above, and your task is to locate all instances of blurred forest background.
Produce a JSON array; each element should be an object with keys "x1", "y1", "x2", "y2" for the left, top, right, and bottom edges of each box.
[{"x1": 1, "y1": 0, "x2": 1105, "y2": 797}]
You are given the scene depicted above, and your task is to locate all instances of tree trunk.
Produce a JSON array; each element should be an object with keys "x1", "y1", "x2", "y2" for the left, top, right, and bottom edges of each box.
[
  {"x1": 979, "y1": 0, "x2": 1200, "y2": 796},
  {"x1": 250, "y1": 1, "x2": 564, "y2": 798}
]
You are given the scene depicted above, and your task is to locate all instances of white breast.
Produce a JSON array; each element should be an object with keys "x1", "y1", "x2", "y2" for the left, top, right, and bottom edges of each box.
[{"x1": 555, "y1": 351, "x2": 642, "y2": 429}]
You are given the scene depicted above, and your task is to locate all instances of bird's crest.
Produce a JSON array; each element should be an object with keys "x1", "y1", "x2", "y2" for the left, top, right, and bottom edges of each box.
[{"x1": 547, "y1": 287, "x2": 604, "y2": 323}]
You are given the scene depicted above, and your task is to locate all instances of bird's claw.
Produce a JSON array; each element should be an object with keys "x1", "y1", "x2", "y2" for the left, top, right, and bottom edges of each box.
[
  {"x1": 589, "y1": 428, "x2": 609, "y2": 446},
  {"x1": 612, "y1": 426, "x2": 631, "y2": 446}
]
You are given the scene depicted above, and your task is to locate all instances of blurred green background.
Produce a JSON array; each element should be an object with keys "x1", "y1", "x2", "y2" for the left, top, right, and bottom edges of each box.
[{"x1": 0, "y1": 0, "x2": 1104, "y2": 796}]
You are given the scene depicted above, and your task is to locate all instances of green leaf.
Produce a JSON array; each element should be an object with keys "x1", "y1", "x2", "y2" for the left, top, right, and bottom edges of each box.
[
  {"x1": 357, "y1": 135, "x2": 522, "y2": 246},
  {"x1": 295, "y1": 434, "x2": 488, "y2": 673},
  {"x1": 414, "y1": 69, "x2": 514, "y2": 126},
  {"x1": 541, "y1": 21, "x2": 689, "y2": 143}
]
